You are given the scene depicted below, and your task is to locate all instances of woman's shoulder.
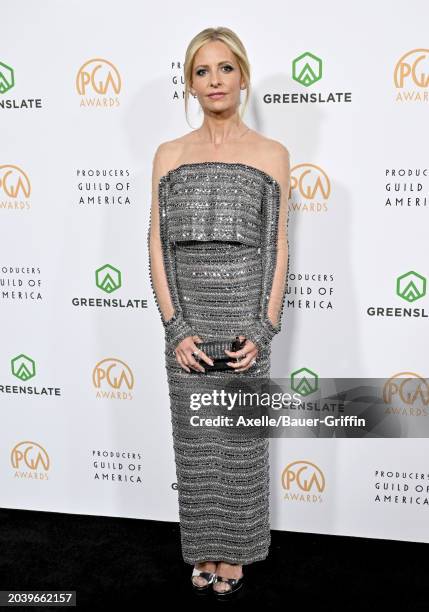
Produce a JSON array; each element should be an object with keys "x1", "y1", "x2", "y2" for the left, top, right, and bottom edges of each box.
[
  {"x1": 153, "y1": 130, "x2": 290, "y2": 181},
  {"x1": 156, "y1": 129, "x2": 198, "y2": 150},
  {"x1": 153, "y1": 136, "x2": 190, "y2": 176},
  {"x1": 254, "y1": 132, "x2": 290, "y2": 163},
  {"x1": 250, "y1": 132, "x2": 290, "y2": 185}
]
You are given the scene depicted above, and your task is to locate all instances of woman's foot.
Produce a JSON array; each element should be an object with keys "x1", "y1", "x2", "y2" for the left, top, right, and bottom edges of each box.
[
  {"x1": 212, "y1": 562, "x2": 243, "y2": 594},
  {"x1": 191, "y1": 561, "x2": 217, "y2": 588}
]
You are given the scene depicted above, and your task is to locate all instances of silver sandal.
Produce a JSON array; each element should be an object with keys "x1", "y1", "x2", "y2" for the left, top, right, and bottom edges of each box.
[
  {"x1": 212, "y1": 572, "x2": 244, "y2": 599},
  {"x1": 191, "y1": 566, "x2": 217, "y2": 593}
]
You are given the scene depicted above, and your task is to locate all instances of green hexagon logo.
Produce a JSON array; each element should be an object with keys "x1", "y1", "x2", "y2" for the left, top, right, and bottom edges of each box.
[
  {"x1": 11, "y1": 354, "x2": 36, "y2": 381},
  {"x1": 291, "y1": 367, "x2": 319, "y2": 397},
  {"x1": 396, "y1": 271, "x2": 426, "y2": 303},
  {"x1": 95, "y1": 264, "x2": 122, "y2": 293},
  {"x1": 292, "y1": 52, "x2": 322, "y2": 87},
  {"x1": 0, "y1": 61, "x2": 15, "y2": 94}
]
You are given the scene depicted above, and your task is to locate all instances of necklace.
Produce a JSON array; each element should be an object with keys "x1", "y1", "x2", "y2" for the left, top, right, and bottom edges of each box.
[
  {"x1": 198, "y1": 126, "x2": 252, "y2": 145},
  {"x1": 236, "y1": 126, "x2": 251, "y2": 140},
  {"x1": 216, "y1": 127, "x2": 251, "y2": 147}
]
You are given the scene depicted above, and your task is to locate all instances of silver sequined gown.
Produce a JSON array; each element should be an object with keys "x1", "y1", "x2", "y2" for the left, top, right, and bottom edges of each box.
[{"x1": 148, "y1": 161, "x2": 287, "y2": 566}]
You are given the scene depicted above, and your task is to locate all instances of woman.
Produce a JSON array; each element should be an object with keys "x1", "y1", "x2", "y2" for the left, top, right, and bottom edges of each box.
[{"x1": 148, "y1": 26, "x2": 290, "y2": 599}]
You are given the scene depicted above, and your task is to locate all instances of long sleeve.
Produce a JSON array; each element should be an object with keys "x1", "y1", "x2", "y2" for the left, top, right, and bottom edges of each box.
[
  {"x1": 242, "y1": 149, "x2": 290, "y2": 353},
  {"x1": 147, "y1": 151, "x2": 195, "y2": 351}
]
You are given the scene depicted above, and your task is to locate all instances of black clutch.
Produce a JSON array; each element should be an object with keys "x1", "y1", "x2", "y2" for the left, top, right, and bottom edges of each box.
[{"x1": 192, "y1": 336, "x2": 247, "y2": 373}]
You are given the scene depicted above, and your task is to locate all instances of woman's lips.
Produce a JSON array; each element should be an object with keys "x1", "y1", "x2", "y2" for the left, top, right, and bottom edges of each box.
[{"x1": 208, "y1": 93, "x2": 226, "y2": 99}]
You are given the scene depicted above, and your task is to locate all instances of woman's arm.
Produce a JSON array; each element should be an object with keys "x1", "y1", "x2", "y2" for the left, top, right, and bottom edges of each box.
[
  {"x1": 147, "y1": 145, "x2": 195, "y2": 350},
  {"x1": 243, "y1": 145, "x2": 291, "y2": 353}
]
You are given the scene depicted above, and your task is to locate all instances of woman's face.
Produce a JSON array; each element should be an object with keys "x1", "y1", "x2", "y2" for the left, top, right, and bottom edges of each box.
[{"x1": 190, "y1": 40, "x2": 245, "y2": 114}]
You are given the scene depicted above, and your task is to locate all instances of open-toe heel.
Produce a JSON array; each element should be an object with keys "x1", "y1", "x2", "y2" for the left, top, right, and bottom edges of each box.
[
  {"x1": 212, "y1": 572, "x2": 244, "y2": 599},
  {"x1": 191, "y1": 566, "x2": 216, "y2": 594}
]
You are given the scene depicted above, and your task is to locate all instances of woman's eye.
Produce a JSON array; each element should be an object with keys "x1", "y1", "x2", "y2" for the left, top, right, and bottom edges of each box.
[{"x1": 195, "y1": 65, "x2": 234, "y2": 77}]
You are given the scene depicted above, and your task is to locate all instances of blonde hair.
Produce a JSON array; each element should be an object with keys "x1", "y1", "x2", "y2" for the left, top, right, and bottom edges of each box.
[{"x1": 184, "y1": 27, "x2": 251, "y2": 128}]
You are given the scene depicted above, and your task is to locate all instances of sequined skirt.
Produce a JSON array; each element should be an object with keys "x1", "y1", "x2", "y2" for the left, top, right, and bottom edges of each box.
[{"x1": 164, "y1": 240, "x2": 271, "y2": 565}]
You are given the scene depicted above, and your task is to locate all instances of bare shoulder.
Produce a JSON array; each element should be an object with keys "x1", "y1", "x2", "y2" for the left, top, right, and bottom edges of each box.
[
  {"x1": 249, "y1": 131, "x2": 290, "y2": 183},
  {"x1": 152, "y1": 132, "x2": 194, "y2": 177},
  {"x1": 262, "y1": 136, "x2": 290, "y2": 176},
  {"x1": 265, "y1": 137, "x2": 290, "y2": 162}
]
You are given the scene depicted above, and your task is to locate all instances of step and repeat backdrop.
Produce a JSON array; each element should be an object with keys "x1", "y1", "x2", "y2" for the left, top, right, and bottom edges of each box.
[{"x1": 1, "y1": 0, "x2": 428, "y2": 544}]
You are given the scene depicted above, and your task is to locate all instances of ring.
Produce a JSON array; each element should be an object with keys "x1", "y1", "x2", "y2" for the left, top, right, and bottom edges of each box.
[
  {"x1": 251, "y1": 359, "x2": 257, "y2": 366},
  {"x1": 193, "y1": 349, "x2": 201, "y2": 357}
]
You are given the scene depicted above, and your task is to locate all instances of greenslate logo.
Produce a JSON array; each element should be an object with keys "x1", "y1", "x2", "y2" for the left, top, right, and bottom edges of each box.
[
  {"x1": 11, "y1": 354, "x2": 36, "y2": 381},
  {"x1": 0, "y1": 61, "x2": 15, "y2": 94},
  {"x1": 291, "y1": 367, "x2": 319, "y2": 396},
  {"x1": 95, "y1": 264, "x2": 122, "y2": 293},
  {"x1": 292, "y1": 52, "x2": 322, "y2": 87},
  {"x1": 396, "y1": 271, "x2": 426, "y2": 303}
]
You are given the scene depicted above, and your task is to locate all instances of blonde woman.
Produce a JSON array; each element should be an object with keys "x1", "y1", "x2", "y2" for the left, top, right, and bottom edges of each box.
[{"x1": 148, "y1": 26, "x2": 290, "y2": 600}]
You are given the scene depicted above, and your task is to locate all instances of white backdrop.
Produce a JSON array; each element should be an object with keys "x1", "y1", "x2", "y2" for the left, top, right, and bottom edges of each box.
[{"x1": 1, "y1": 0, "x2": 429, "y2": 544}]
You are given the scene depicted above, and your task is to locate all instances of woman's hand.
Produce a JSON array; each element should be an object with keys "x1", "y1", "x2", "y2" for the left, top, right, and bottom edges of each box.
[
  {"x1": 224, "y1": 335, "x2": 259, "y2": 373},
  {"x1": 175, "y1": 335, "x2": 214, "y2": 373}
]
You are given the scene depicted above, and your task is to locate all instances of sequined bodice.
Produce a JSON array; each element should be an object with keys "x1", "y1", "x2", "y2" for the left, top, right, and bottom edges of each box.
[
  {"x1": 149, "y1": 159, "x2": 287, "y2": 352},
  {"x1": 159, "y1": 162, "x2": 279, "y2": 248}
]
